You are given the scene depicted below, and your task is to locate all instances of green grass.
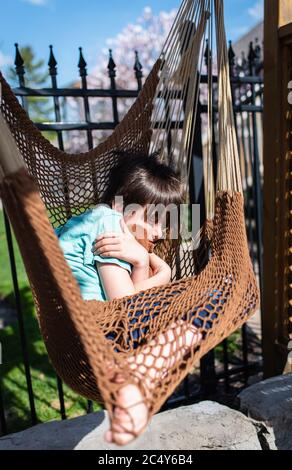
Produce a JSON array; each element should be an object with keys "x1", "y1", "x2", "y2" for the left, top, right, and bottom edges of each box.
[{"x1": 0, "y1": 209, "x2": 102, "y2": 435}]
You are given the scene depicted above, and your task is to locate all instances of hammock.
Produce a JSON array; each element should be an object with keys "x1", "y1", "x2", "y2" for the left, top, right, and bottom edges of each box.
[{"x1": 0, "y1": 0, "x2": 260, "y2": 444}]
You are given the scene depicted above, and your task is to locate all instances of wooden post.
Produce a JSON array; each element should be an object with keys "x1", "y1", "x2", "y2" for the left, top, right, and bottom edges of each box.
[
  {"x1": 263, "y1": 0, "x2": 292, "y2": 377},
  {"x1": 279, "y1": 0, "x2": 292, "y2": 27}
]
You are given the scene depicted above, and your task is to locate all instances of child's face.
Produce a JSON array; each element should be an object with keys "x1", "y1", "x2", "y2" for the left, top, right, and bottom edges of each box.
[
  {"x1": 113, "y1": 202, "x2": 165, "y2": 243},
  {"x1": 125, "y1": 206, "x2": 166, "y2": 243}
]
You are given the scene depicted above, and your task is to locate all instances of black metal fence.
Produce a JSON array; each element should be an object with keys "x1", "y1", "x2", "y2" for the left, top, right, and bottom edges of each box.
[{"x1": 0, "y1": 39, "x2": 263, "y2": 436}]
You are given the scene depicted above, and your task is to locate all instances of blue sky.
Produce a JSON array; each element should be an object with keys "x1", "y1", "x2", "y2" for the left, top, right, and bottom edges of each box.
[{"x1": 0, "y1": 0, "x2": 263, "y2": 86}]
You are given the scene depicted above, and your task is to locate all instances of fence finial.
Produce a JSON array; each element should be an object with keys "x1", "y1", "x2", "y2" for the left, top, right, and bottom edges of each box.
[
  {"x1": 14, "y1": 43, "x2": 25, "y2": 79},
  {"x1": 78, "y1": 47, "x2": 87, "y2": 77},
  {"x1": 107, "y1": 49, "x2": 116, "y2": 79},
  {"x1": 48, "y1": 45, "x2": 57, "y2": 76}
]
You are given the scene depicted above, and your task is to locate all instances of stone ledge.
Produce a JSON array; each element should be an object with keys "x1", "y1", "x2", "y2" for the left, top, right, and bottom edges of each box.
[
  {"x1": 0, "y1": 400, "x2": 263, "y2": 450},
  {"x1": 239, "y1": 372, "x2": 292, "y2": 450}
]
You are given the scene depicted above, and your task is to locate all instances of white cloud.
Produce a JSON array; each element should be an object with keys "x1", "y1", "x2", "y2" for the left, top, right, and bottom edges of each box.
[
  {"x1": 248, "y1": 1, "x2": 264, "y2": 20},
  {"x1": 0, "y1": 51, "x2": 13, "y2": 68},
  {"x1": 21, "y1": 0, "x2": 48, "y2": 6}
]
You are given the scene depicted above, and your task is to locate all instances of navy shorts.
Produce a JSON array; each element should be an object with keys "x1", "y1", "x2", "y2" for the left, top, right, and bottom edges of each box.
[{"x1": 105, "y1": 288, "x2": 225, "y2": 351}]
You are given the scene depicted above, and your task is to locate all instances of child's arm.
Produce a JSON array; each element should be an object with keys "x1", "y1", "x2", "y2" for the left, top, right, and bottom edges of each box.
[
  {"x1": 131, "y1": 252, "x2": 171, "y2": 291},
  {"x1": 97, "y1": 262, "x2": 136, "y2": 300},
  {"x1": 130, "y1": 256, "x2": 149, "y2": 284},
  {"x1": 96, "y1": 253, "x2": 171, "y2": 301}
]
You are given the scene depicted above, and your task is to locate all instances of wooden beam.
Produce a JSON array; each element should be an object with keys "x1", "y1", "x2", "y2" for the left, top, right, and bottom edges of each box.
[
  {"x1": 279, "y1": 0, "x2": 292, "y2": 27},
  {"x1": 263, "y1": 0, "x2": 280, "y2": 378},
  {"x1": 263, "y1": 0, "x2": 292, "y2": 377}
]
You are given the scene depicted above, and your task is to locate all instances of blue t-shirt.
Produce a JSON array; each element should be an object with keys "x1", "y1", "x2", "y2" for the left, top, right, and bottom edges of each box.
[{"x1": 54, "y1": 204, "x2": 133, "y2": 301}]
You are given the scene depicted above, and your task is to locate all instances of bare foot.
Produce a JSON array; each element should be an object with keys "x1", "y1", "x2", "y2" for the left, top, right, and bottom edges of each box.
[
  {"x1": 104, "y1": 321, "x2": 202, "y2": 446},
  {"x1": 104, "y1": 372, "x2": 150, "y2": 446}
]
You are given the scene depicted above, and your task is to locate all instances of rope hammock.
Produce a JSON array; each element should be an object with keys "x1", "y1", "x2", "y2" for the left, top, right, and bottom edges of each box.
[{"x1": 0, "y1": 0, "x2": 260, "y2": 444}]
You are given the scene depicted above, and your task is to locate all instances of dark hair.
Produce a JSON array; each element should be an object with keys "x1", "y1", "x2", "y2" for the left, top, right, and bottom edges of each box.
[{"x1": 101, "y1": 150, "x2": 186, "y2": 212}]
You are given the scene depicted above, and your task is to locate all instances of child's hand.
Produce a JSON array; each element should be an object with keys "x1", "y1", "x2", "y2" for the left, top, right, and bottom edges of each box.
[
  {"x1": 91, "y1": 218, "x2": 149, "y2": 268},
  {"x1": 149, "y1": 252, "x2": 171, "y2": 281}
]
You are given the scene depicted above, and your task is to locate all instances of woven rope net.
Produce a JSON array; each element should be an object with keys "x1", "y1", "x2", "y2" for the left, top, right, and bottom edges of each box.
[{"x1": 0, "y1": 0, "x2": 260, "y2": 444}]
